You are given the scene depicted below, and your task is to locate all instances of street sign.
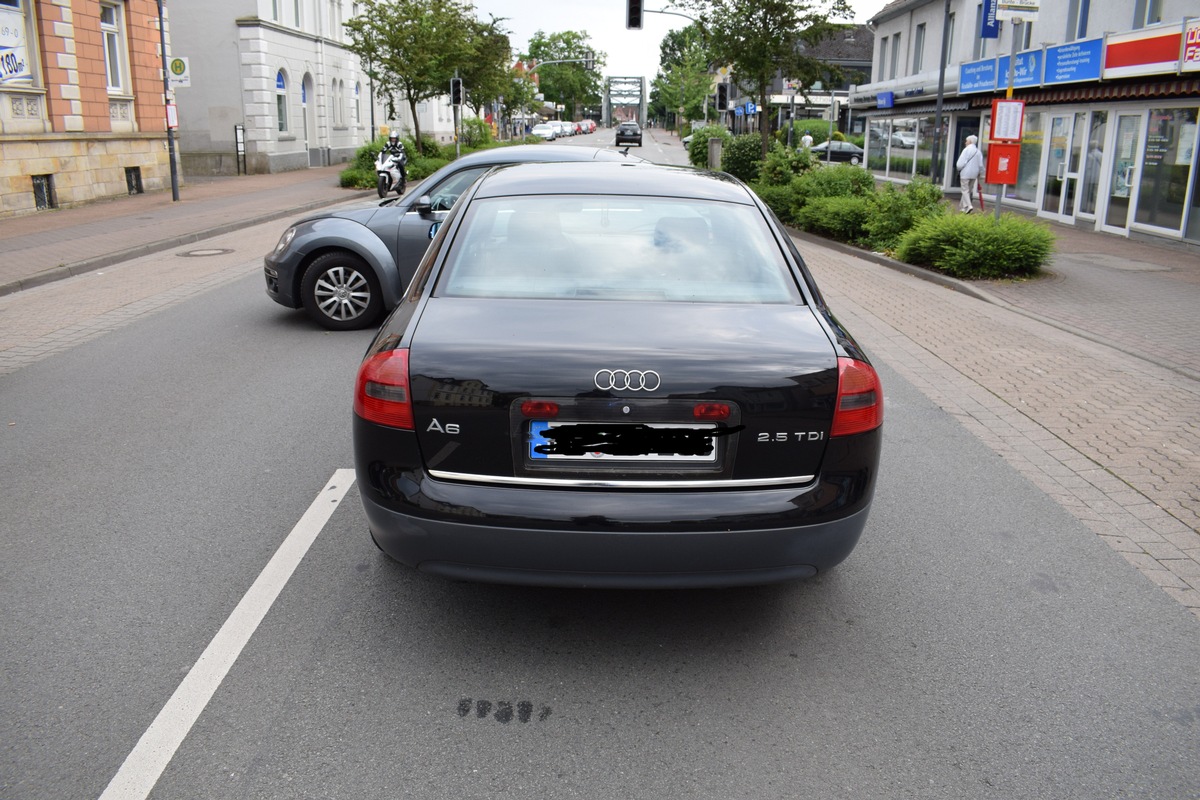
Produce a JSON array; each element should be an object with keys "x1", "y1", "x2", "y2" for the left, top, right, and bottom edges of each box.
[
  {"x1": 782, "y1": 77, "x2": 800, "y2": 97},
  {"x1": 996, "y1": 0, "x2": 1038, "y2": 22},
  {"x1": 168, "y1": 56, "x2": 190, "y2": 88}
]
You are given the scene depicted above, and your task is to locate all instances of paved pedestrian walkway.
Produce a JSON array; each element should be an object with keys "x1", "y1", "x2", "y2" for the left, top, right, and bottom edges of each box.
[{"x1": 1, "y1": 154, "x2": 1197, "y2": 619}]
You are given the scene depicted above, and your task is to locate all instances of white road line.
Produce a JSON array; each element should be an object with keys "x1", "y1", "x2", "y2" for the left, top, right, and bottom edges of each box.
[{"x1": 97, "y1": 470, "x2": 356, "y2": 800}]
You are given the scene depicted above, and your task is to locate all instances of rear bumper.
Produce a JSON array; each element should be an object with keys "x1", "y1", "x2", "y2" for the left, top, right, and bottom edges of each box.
[{"x1": 363, "y1": 499, "x2": 869, "y2": 588}]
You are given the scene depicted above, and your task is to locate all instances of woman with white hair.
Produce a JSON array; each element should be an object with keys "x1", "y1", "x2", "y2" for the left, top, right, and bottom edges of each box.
[{"x1": 955, "y1": 134, "x2": 984, "y2": 214}]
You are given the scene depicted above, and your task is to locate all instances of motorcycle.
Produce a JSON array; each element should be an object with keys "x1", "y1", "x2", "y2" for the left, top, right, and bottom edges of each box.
[{"x1": 375, "y1": 147, "x2": 407, "y2": 198}]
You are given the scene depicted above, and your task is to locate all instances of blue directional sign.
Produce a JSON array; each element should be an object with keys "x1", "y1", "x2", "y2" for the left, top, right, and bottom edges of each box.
[{"x1": 1044, "y1": 38, "x2": 1103, "y2": 85}]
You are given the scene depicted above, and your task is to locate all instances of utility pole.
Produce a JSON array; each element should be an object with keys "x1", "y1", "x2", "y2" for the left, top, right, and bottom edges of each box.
[{"x1": 156, "y1": 0, "x2": 179, "y2": 200}]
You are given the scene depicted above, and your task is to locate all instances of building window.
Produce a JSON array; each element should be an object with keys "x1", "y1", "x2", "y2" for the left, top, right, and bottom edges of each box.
[
  {"x1": 973, "y1": 3, "x2": 985, "y2": 59},
  {"x1": 355, "y1": 82, "x2": 361, "y2": 124},
  {"x1": 944, "y1": 14, "x2": 955, "y2": 67},
  {"x1": 100, "y1": 2, "x2": 128, "y2": 93},
  {"x1": 276, "y1": 70, "x2": 289, "y2": 132},
  {"x1": 878, "y1": 37, "x2": 888, "y2": 82},
  {"x1": 1066, "y1": 0, "x2": 1089, "y2": 41},
  {"x1": 890, "y1": 33, "x2": 900, "y2": 80},
  {"x1": 1132, "y1": 0, "x2": 1162, "y2": 28},
  {"x1": 912, "y1": 23, "x2": 925, "y2": 72}
]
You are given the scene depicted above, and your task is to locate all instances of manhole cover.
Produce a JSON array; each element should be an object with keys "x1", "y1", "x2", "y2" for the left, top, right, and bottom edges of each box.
[{"x1": 177, "y1": 248, "x2": 234, "y2": 258}]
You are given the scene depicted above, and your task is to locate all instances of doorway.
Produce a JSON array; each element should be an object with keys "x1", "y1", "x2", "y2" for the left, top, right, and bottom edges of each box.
[
  {"x1": 1040, "y1": 111, "x2": 1087, "y2": 222},
  {"x1": 1100, "y1": 113, "x2": 1143, "y2": 235}
]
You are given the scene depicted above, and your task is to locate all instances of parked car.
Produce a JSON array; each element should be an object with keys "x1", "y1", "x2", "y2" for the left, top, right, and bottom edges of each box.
[
  {"x1": 263, "y1": 146, "x2": 642, "y2": 330},
  {"x1": 615, "y1": 121, "x2": 643, "y2": 147},
  {"x1": 890, "y1": 131, "x2": 918, "y2": 148},
  {"x1": 551, "y1": 121, "x2": 573, "y2": 137},
  {"x1": 810, "y1": 140, "x2": 865, "y2": 165},
  {"x1": 530, "y1": 123, "x2": 557, "y2": 141},
  {"x1": 352, "y1": 160, "x2": 883, "y2": 588}
]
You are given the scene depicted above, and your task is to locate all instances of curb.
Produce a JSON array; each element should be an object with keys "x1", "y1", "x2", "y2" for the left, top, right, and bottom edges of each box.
[
  {"x1": 790, "y1": 227, "x2": 1200, "y2": 383},
  {"x1": 0, "y1": 190, "x2": 374, "y2": 299}
]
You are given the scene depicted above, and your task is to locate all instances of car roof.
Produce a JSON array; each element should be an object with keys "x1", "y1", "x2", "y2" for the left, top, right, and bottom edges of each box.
[
  {"x1": 442, "y1": 145, "x2": 642, "y2": 169},
  {"x1": 471, "y1": 161, "x2": 754, "y2": 204}
]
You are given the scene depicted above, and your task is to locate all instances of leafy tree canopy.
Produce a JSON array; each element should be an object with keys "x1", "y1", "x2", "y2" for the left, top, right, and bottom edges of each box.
[
  {"x1": 679, "y1": 0, "x2": 853, "y2": 156},
  {"x1": 525, "y1": 30, "x2": 605, "y2": 120}
]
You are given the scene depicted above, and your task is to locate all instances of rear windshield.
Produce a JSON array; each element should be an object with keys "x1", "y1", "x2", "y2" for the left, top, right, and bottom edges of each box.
[{"x1": 436, "y1": 195, "x2": 800, "y2": 304}]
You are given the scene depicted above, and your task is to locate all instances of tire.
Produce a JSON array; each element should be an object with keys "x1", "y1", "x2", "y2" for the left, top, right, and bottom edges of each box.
[
  {"x1": 850, "y1": 156, "x2": 861, "y2": 166},
  {"x1": 300, "y1": 251, "x2": 383, "y2": 331},
  {"x1": 376, "y1": 174, "x2": 388, "y2": 199}
]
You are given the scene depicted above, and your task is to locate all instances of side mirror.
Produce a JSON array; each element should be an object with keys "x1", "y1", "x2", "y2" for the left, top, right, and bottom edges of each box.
[{"x1": 414, "y1": 195, "x2": 434, "y2": 215}]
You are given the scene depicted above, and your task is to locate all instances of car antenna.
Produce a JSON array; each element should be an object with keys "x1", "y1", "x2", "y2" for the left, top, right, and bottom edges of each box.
[{"x1": 620, "y1": 146, "x2": 631, "y2": 156}]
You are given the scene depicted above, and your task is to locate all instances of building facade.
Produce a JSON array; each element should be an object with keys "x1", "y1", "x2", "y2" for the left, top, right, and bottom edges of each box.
[
  {"x1": 1, "y1": 0, "x2": 173, "y2": 218},
  {"x1": 168, "y1": 0, "x2": 462, "y2": 177},
  {"x1": 850, "y1": 0, "x2": 1200, "y2": 246}
]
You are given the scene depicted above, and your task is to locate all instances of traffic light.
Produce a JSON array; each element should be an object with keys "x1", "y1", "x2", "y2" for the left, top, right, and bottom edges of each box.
[
  {"x1": 450, "y1": 77, "x2": 463, "y2": 106},
  {"x1": 626, "y1": 0, "x2": 643, "y2": 29},
  {"x1": 584, "y1": 50, "x2": 595, "y2": 71},
  {"x1": 716, "y1": 82, "x2": 729, "y2": 111}
]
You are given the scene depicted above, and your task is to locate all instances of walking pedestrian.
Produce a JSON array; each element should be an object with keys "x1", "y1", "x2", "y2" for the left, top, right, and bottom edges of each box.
[{"x1": 956, "y1": 135, "x2": 983, "y2": 214}]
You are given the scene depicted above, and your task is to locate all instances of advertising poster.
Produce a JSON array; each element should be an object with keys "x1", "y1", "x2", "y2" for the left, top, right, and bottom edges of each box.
[{"x1": 1, "y1": 5, "x2": 32, "y2": 84}]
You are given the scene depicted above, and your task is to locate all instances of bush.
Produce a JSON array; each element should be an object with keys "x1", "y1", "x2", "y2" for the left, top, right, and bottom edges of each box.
[
  {"x1": 896, "y1": 212, "x2": 1055, "y2": 279},
  {"x1": 862, "y1": 177, "x2": 945, "y2": 252},
  {"x1": 687, "y1": 124, "x2": 731, "y2": 167},
  {"x1": 721, "y1": 133, "x2": 765, "y2": 182},
  {"x1": 794, "y1": 195, "x2": 876, "y2": 244},
  {"x1": 752, "y1": 183, "x2": 798, "y2": 225},
  {"x1": 793, "y1": 162, "x2": 876, "y2": 202},
  {"x1": 459, "y1": 118, "x2": 492, "y2": 149}
]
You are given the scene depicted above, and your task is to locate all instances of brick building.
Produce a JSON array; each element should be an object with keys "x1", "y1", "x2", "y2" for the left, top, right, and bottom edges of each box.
[{"x1": 1, "y1": 0, "x2": 174, "y2": 218}]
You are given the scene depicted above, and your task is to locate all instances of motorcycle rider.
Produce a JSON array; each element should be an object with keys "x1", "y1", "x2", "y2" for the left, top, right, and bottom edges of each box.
[{"x1": 382, "y1": 132, "x2": 407, "y2": 191}]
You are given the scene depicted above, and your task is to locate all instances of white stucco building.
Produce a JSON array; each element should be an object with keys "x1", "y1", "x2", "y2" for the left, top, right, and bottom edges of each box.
[{"x1": 169, "y1": 0, "x2": 458, "y2": 176}]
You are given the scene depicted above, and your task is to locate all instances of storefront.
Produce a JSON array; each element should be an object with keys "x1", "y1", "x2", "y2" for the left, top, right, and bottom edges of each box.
[{"x1": 852, "y1": 19, "x2": 1200, "y2": 246}]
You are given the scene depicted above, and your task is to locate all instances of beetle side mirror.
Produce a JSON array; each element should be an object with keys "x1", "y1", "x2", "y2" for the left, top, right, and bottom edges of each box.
[{"x1": 414, "y1": 195, "x2": 434, "y2": 216}]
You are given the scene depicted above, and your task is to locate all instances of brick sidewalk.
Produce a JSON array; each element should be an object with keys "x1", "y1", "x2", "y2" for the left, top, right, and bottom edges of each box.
[{"x1": 800, "y1": 240, "x2": 1200, "y2": 619}]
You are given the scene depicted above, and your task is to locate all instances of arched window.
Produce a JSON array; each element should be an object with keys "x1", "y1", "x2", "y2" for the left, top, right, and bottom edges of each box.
[{"x1": 275, "y1": 70, "x2": 288, "y2": 132}]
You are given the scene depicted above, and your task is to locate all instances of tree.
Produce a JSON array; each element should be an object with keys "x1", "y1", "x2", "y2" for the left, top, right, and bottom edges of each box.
[
  {"x1": 460, "y1": 16, "x2": 515, "y2": 119},
  {"x1": 680, "y1": 0, "x2": 852, "y2": 157},
  {"x1": 650, "y1": 24, "x2": 713, "y2": 129},
  {"x1": 345, "y1": 0, "x2": 475, "y2": 153},
  {"x1": 526, "y1": 30, "x2": 604, "y2": 120}
]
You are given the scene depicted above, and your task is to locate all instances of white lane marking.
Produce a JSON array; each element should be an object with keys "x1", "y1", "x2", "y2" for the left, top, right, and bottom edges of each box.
[{"x1": 97, "y1": 470, "x2": 356, "y2": 800}]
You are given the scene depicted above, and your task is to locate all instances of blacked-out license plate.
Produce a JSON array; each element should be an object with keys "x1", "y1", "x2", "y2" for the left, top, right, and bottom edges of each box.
[{"x1": 528, "y1": 421, "x2": 719, "y2": 462}]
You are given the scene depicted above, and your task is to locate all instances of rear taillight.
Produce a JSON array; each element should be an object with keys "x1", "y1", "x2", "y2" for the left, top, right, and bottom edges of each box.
[
  {"x1": 830, "y1": 357, "x2": 882, "y2": 437},
  {"x1": 354, "y1": 349, "x2": 413, "y2": 429}
]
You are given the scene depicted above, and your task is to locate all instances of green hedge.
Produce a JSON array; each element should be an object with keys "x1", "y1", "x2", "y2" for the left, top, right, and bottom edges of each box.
[
  {"x1": 794, "y1": 195, "x2": 875, "y2": 244},
  {"x1": 687, "y1": 125, "x2": 732, "y2": 167},
  {"x1": 720, "y1": 133, "x2": 764, "y2": 182},
  {"x1": 896, "y1": 213, "x2": 1054, "y2": 279}
]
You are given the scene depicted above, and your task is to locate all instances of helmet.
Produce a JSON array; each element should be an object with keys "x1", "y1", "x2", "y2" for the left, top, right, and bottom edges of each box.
[{"x1": 388, "y1": 132, "x2": 400, "y2": 144}]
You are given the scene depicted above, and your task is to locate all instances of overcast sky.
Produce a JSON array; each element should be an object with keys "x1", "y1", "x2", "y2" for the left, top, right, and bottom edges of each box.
[{"x1": 470, "y1": 1, "x2": 886, "y2": 83}]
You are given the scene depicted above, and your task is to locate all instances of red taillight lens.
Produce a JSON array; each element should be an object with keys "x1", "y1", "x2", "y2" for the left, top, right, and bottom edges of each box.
[
  {"x1": 830, "y1": 357, "x2": 882, "y2": 437},
  {"x1": 521, "y1": 400, "x2": 560, "y2": 418},
  {"x1": 354, "y1": 349, "x2": 413, "y2": 429},
  {"x1": 693, "y1": 403, "x2": 731, "y2": 421}
]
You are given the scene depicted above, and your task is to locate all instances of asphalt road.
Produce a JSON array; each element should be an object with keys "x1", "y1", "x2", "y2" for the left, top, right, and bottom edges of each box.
[{"x1": 2, "y1": 138, "x2": 1199, "y2": 799}]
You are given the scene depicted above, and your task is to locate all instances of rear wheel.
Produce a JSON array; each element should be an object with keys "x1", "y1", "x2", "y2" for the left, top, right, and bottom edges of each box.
[
  {"x1": 300, "y1": 251, "x2": 383, "y2": 331},
  {"x1": 850, "y1": 155, "x2": 861, "y2": 166}
]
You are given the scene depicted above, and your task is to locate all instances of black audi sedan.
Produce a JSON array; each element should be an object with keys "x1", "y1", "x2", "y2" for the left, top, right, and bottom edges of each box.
[
  {"x1": 264, "y1": 145, "x2": 640, "y2": 330},
  {"x1": 353, "y1": 161, "x2": 883, "y2": 588}
]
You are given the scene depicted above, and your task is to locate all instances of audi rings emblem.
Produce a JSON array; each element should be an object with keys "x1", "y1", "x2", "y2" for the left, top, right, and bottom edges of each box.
[{"x1": 595, "y1": 369, "x2": 661, "y2": 392}]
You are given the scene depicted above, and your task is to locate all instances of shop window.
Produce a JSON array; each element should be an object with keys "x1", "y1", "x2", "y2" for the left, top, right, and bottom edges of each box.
[
  {"x1": 1015, "y1": 111, "x2": 1044, "y2": 204},
  {"x1": 1135, "y1": 108, "x2": 1198, "y2": 233},
  {"x1": 1079, "y1": 112, "x2": 1107, "y2": 216}
]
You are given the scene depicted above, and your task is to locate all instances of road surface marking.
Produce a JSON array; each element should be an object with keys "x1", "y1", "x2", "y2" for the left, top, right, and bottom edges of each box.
[{"x1": 97, "y1": 470, "x2": 355, "y2": 800}]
